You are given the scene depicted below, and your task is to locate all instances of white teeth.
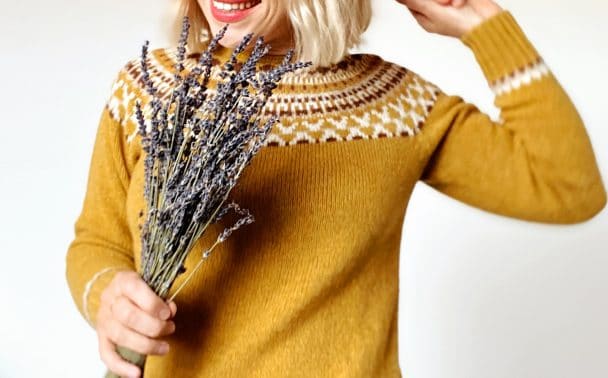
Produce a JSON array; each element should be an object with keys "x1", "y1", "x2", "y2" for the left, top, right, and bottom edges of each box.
[{"x1": 214, "y1": 1, "x2": 258, "y2": 11}]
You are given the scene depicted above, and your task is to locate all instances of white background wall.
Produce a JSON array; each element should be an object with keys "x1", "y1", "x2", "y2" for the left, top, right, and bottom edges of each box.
[{"x1": 0, "y1": 0, "x2": 606, "y2": 377}]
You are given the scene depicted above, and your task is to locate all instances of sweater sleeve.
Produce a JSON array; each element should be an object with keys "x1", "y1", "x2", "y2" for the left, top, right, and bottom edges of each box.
[
  {"x1": 419, "y1": 10, "x2": 607, "y2": 224},
  {"x1": 65, "y1": 65, "x2": 140, "y2": 330}
]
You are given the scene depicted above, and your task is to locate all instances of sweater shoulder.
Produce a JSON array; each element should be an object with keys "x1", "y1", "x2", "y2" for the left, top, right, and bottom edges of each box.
[
  {"x1": 258, "y1": 53, "x2": 448, "y2": 145},
  {"x1": 365, "y1": 53, "x2": 444, "y2": 97},
  {"x1": 353, "y1": 53, "x2": 445, "y2": 135}
]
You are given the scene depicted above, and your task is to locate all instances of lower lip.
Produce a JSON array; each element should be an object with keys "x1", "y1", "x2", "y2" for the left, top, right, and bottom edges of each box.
[{"x1": 210, "y1": 1, "x2": 261, "y2": 23}]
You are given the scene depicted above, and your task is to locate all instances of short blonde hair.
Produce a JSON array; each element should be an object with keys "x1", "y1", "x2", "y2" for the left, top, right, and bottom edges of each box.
[{"x1": 171, "y1": 0, "x2": 372, "y2": 68}]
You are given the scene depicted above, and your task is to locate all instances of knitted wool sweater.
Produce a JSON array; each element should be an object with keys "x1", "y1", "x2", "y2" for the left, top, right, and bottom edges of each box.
[{"x1": 65, "y1": 10, "x2": 606, "y2": 378}]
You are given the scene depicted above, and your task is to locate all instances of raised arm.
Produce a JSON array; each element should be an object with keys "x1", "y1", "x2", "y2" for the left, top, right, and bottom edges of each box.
[
  {"x1": 65, "y1": 66, "x2": 139, "y2": 329},
  {"x1": 398, "y1": 1, "x2": 606, "y2": 223}
]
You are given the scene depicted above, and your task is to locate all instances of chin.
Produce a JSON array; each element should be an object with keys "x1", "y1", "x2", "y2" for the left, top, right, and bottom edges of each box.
[{"x1": 214, "y1": 28, "x2": 254, "y2": 48}]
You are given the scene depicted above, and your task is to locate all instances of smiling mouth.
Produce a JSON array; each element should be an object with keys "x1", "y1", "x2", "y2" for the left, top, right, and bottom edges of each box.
[
  {"x1": 212, "y1": 0, "x2": 262, "y2": 11},
  {"x1": 210, "y1": 0, "x2": 262, "y2": 23}
]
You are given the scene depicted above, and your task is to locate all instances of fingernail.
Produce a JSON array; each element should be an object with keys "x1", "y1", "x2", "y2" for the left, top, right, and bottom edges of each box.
[{"x1": 159, "y1": 308, "x2": 170, "y2": 320}]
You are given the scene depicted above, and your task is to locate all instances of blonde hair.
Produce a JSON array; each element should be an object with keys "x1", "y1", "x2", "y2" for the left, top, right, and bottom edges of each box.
[{"x1": 171, "y1": 0, "x2": 372, "y2": 68}]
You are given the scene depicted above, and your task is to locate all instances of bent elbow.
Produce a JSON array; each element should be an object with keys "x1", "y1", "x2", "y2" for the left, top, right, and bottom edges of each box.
[
  {"x1": 570, "y1": 184, "x2": 606, "y2": 224},
  {"x1": 552, "y1": 179, "x2": 607, "y2": 224},
  {"x1": 518, "y1": 165, "x2": 607, "y2": 224}
]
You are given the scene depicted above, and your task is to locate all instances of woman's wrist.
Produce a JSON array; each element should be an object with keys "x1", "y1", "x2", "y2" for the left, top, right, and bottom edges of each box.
[
  {"x1": 457, "y1": 2, "x2": 504, "y2": 38},
  {"x1": 397, "y1": 0, "x2": 506, "y2": 39}
]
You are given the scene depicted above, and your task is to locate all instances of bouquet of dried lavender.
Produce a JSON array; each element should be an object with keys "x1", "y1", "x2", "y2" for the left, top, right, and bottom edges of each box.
[{"x1": 105, "y1": 17, "x2": 310, "y2": 378}]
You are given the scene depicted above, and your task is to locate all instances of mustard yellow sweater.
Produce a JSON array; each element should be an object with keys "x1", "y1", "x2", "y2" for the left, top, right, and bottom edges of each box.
[{"x1": 65, "y1": 11, "x2": 606, "y2": 377}]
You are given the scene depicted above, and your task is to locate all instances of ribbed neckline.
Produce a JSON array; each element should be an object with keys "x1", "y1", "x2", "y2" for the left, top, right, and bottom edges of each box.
[
  {"x1": 210, "y1": 43, "x2": 290, "y2": 66},
  {"x1": 179, "y1": 44, "x2": 295, "y2": 73}
]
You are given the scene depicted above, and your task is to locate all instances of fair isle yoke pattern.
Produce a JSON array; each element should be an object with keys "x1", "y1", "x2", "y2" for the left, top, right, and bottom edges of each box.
[{"x1": 105, "y1": 47, "x2": 443, "y2": 147}]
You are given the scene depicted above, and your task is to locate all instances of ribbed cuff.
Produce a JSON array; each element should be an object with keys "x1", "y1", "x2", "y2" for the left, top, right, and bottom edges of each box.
[{"x1": 460, "y1": 10, "x2": 541, "y2": 84}]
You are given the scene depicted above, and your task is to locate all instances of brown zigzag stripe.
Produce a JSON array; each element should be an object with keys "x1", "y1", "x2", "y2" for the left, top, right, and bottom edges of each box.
[{"x1": 122, "y1": 51, "x2": 413, "y2": 118}]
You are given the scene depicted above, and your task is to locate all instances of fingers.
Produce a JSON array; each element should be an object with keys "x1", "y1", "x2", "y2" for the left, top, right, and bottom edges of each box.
[
  {"x1": 431, "y1": 0, "x2": 467, "y2": 7},
  {"x1": 99, "y1": 335, "x2": 142, "y2": 378},
  {"x1": 399, "y1": 0, "x2": 466, "y2": 14},
  {"x1": 96, "y1": 271, "x2": 177, "y2": 377},
  {"x1": 113, "y1": 295, "x2": 176, "y2": 338},
  {"x1": 114, "y1": 271, "x2": 173, "y2": 320},
  {"x1": 168, "y1": 300, "x2": 177, "y2": 318},
  {"x1": 398, "y1": 0, "x2": 432, "y2": 14},
  {"x1": 104, "y1": 315, "x2": 171, "y2": 356},
  {"x1": 407, "y1": 7, "x2": 438, "y2": 33}
]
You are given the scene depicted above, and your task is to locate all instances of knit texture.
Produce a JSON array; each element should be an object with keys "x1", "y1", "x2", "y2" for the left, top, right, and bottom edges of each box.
[{"x1": 65, "y1": 10, "x2": 606, "y2": 377}]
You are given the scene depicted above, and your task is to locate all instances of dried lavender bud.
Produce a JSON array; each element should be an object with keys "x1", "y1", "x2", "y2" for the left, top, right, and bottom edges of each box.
[
  {"x1": 174, "y1": 16, "x2": 190, "y2": 81},
  {"x1": 140, "y1": 40, "x2": 157, "y2": 97},
  {"x1": 217, "y1": 206, "x2": 255, "y2": 243}
]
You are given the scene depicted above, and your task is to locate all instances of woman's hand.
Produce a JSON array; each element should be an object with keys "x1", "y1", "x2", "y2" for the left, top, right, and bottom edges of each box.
[
  {"x1": 396, "y1": 0, "x2": 503, "y2": 38},
  {"x1": 96, "y1": 270, "x2": 178, "y2": 378}
]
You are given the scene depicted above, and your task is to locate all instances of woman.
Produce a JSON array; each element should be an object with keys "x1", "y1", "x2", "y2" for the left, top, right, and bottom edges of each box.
[{"x1": 65, "y1": 0, "x2": 606, "y2": 377}]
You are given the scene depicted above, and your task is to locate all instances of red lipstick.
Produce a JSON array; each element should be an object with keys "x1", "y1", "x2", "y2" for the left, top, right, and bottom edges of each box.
[{"x1": 210, "y1": 0, "x2": 262, "y2": 23}]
